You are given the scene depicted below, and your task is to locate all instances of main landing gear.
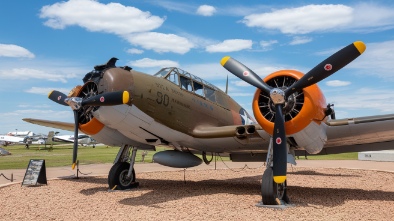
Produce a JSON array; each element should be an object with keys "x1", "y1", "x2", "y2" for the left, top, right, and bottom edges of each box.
[
  {"x1": 108, "y1": 145, "x2": 139, "y2": 190},
  {"x1": 258, "y1": 139, "x2": 291, "y2": 207}
]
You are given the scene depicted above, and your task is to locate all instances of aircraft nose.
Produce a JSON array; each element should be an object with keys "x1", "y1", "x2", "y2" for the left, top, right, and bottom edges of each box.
[{"x1": 98, "y1": 67, "x2": 134, "y2": 105}]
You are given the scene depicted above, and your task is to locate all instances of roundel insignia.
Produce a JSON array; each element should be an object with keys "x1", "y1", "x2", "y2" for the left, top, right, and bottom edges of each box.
[
  {"x1": 276, "y1": 137, "x2": 282, "y2": 145},
  {"x1": 324, "y1": 64, "x2": 332, "y2": 71},
  {"x1": 100, "y1": 96, "x2": 105, "y2": 102},
  {"x1": 57, "y1": 96, "x2": 62, "y2": 101},
  {"x1": 243, "y1": 71, "x2": 249, "y2": 76}
]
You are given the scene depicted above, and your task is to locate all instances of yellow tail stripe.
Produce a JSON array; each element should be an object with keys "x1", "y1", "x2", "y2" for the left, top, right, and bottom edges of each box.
[
  {"x1": 122, "y1": 91, "x2": 130, "y2": 104},
  {"x1": 273, "y1": 176, "x2": 286, "y2": 184},
  {"x1": 353, "y1": 41, "x2": 366, "y2": 54},
  {"x1": 220, "y1": 56, "x2": 230, "y2": 66}
]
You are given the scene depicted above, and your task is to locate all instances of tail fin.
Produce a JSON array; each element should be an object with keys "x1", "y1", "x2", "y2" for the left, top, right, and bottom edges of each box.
[{"x1": 47, "y1": 131, "x2": 55, "y2": 144}]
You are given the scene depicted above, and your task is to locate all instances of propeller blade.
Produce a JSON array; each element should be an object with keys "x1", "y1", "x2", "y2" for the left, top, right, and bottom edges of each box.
[
  {"x1": 48, "y1": 90, "x2": 68, "y2": 106},
  {"x1": 220, "y1": 56, "x2": 272, "y2": 94},
  {"x1": 285, "y1": 41, "x2": 366, "y2": 97},
  {"x1": 272, "y1": 104, "x2": 287, "y2": 184},
  {"x1": 71, "y1": 110, "x2": 79, "y2": 170},
  {"x1": 81, "y1": 91, "x2": 130, "y2": 107}
]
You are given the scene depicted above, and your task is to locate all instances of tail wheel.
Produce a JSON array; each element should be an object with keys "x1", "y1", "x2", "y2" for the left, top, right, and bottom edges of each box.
[{"x1": 108, "y1": 162, "x2": 136, "y2": 190}]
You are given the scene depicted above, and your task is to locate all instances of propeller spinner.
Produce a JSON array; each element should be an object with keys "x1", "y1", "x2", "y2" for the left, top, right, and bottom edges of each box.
[
  {"x1": 221, "y1": 41, "x2": 366, "y2": 184},
  {"x1": 48, "y1": 90, "x2": 130, "y2": 169}
]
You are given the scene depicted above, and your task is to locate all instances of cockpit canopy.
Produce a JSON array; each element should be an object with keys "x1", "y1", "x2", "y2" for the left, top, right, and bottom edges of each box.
[{"x1": 154, "y1": 67, "x2": 222, "y2": 103}]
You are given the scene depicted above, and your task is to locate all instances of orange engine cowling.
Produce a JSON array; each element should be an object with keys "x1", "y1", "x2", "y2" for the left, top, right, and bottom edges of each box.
[{"x1": 252, "y1": 70, "x2": 327, "y2": 136}]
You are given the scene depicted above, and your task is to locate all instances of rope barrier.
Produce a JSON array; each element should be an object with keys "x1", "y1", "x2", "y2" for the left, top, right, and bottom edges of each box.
[{"x1": 216, "y1": 154, "x2": 265, "y2": 172}]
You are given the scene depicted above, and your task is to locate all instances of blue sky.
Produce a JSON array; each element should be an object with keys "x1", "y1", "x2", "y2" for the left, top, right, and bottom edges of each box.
[{"x1": 1, "y1": 0, "x2": 394, "y2": 135}]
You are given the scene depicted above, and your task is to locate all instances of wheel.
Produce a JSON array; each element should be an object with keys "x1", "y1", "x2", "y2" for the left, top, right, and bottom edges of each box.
[
  {"x1": 261, "y1": 167, "x2": 289, "y2": 205},
  {"x1": 108, "y1": 162, "x2": 136, "y2": 190}
]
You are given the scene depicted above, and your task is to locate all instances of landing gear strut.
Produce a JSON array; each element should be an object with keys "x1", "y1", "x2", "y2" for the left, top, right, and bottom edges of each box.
[
  {"x1": 108, "y1": 145, "x2": 139, "y2": 190},
  {"x1": 259, "y1": 139, "x2": 290, "y2": 206}
]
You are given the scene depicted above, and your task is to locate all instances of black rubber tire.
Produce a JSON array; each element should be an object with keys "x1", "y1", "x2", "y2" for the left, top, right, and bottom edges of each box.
[
  {"x1": 108, "y1": 162, "x2": 136, "y2": 190},
  {"x1": 261, "y1": 167, "x2": 288, "y2": 205}
]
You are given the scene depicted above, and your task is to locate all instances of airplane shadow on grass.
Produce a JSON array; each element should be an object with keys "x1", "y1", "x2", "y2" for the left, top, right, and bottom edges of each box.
[{"x1": 64, "y1": 172, "x2": 394, "y2": 208}]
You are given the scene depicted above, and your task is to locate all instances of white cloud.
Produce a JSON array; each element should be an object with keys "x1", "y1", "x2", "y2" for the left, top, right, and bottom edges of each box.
[
  {"x1": 347, "y1": 40, "x2": 394, "y2": 79},
  {"x1": 232, "y1": 80, "x2": 251, "y2": 87},
  {"x1": 0, "y1": 68, "x2": 77, "y2": 83},
  {"x1": 126, "y1": 48, "x2": 144, "y2": 54},
  {"x1": 289, "y1": 36, "x2": 313, "y2": 45},
  {"x1": 206, "y1": 39, "x2": 253, "y2": 53},
  {"x1": 242, "y1": 4, "x2": 353, "y2": 34},
  {"x1": 40, "y1": 0, "x2": 164, "y2": 35},
  {"x1": 0, "y1": 44, "x2": 35, "y2": 58},
  {"x1": 128, "y1": 58, "x2": 179, "y2": 68},
  {"x1": 25, "y1": 87, "x2": 71, "y2": 95},
  {"x1": 196, "y1": 5, "x2": 216, "y2": 16},
  {"x1": 325, "y1": 80, "x2": 351, "y2": 87},
  {"x1": 124, "y1": 32, "x2": 194, "y2": 54},
  {"x1": 260, "y1": 40, "x2": 278, "y2": 51},
  {"x1": 241, "y1": 3, "x2": 394, "y2": 34}
]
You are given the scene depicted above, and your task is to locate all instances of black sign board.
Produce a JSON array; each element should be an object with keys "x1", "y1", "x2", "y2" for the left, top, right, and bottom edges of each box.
[{"x1": 22, "y1": 159, "x2": 47, "y2": 186}]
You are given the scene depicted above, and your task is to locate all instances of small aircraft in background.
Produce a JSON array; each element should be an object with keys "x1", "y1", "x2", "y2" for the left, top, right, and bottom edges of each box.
[
  {"x1": 54, "y1": 134, "x2": 98, "y2": 148},
  {"x1": 23, "y1": 41, "x2": 394, "y2": 206},
  {"x1": 0, "y1": 131, "x2": 54, "y2": 149},
  {"x1": 7, "y1": 131, "x2": 35, "y2": 137}
]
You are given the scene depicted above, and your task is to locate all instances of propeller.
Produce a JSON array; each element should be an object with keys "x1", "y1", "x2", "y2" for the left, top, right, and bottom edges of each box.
[
  {"x1": 221, "y1": 41, "x2": 366, "y2": 184},
  {"x1": 48, "y1": 90, "x2": 130, "y2": 169}
]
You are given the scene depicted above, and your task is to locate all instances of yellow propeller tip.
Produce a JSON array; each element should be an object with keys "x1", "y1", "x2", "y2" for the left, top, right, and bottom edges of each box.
[
  {"x1": 273, "y1": 175, "x2": 286, "y2": 184},
  {"x1": 48, "y1": 90, "x2": 54, "y2": 98},
  {"x1": 122, "y1": 91, "x2": 130, "y2": 104},
  {"x1": 72, "y1": 163, "x2": 76, "y2": 170},
  {"x1": 220, "y1": 56, "x2": 230, "y2": 66},
  {"x1": 353, "y1": 41, "x2": 366, "y2": 54}
]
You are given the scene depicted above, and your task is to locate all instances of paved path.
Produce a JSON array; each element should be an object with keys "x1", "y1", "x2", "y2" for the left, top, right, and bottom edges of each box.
[{"x1": 1, "y1": 160, "x2": 393, "y2": 187}]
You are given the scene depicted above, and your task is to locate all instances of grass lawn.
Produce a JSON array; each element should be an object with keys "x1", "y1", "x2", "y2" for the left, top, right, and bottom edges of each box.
[{"x1": 0, "y1": 144, "x2": 358, "y2": 170}]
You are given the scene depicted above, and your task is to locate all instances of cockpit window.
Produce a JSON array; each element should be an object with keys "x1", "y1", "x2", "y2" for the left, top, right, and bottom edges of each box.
[
  {"x1": 154, "y1": 68, "x2": 172, "y2": 78},
  {"x1": 166, "y1": 70, "x2": 179, "y2": 86},
  {"x1": 193, "y1": 81, "x2": 204, "y2": 97},
  {"x1": 157, "y1": 66, "x2": 223, "y2": 104},
  {"x1": 180, "y1": 76, "x2": 193, "y2": 92}
]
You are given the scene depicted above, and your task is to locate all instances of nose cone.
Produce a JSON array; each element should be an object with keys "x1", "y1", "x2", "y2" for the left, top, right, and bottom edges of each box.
[{"x1": 99, "y1": 67, "x2": 135, "y2": 104}]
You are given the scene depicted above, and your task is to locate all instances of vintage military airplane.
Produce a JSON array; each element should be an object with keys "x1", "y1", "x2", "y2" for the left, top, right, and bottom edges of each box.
[{"x1": 23, "y1": 41, "x2": 394, "y2": 206}]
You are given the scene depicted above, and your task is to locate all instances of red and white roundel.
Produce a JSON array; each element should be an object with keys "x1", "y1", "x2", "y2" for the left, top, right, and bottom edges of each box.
[
  {"x1": 276, "y1": 137, "x2": 282, "y2": 145},
  {"x1": 324, "y1": 64, "x2": 332, "y2": 71},
  {"x1": 57, "y1": 96, "x2": 62, "y2": 101},
  {"x1": 100, "y1": 96, "x2": 105, "y2": 102},
  {"x1": 243, "y1": 71, "x2": 250, "y2": 76}
]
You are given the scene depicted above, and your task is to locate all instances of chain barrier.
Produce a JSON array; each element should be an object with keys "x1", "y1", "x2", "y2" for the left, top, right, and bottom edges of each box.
[
  {"x1": 216, "y1": 154, "x2": 265, "y2": 172},
  {"x1": 0, "y1": 173, "x2": 13, "y2": 182}
]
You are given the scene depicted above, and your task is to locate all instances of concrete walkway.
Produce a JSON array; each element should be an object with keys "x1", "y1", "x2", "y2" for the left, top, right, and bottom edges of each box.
[{"x1": 1, "y1": 160, "x2": 393, "y2": 187}]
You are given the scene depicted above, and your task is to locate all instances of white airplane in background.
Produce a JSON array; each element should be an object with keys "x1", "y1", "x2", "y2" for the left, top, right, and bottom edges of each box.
[
  {"x1": 0, "y1": 131, "x2": 55, "y2": 149},
  {"x1": 54, "y1": 134, "x2": 98, "y2": 148},
  {"x1": 7, "y1": 131, "x2": 35, "y2": 136}
]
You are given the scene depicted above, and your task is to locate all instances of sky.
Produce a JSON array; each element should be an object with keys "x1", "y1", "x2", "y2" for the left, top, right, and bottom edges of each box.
[{"x1": 1, "y1": 0, "x2": 394, "y2": 135}]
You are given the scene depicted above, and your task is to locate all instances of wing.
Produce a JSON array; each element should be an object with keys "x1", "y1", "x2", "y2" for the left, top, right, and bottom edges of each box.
[
  {"x1": 23, "y1": 118, "x2": 75, "y2": 132},
  {"x1": 320, "y1": 114, "x2": 394, "y2": 154}
]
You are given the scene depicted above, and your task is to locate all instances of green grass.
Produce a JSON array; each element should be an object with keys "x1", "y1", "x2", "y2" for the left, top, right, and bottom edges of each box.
[
  {"x1": 1, "y1": 144, "x2": 357, "y2": 170},
  {"x1": 297, "y1": 152, "x2": 358, "y2": 160},
  {"x1": 0, "y1": 144, "x2": 157, "y2": 170}
]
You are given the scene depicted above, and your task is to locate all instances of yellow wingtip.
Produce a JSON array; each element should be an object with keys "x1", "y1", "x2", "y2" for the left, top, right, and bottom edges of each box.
[
  {"x1": 220, "y1": 56, "x2": 230, "y2": 66},
  {"x1": 122, "y1": 91, "x2": 130, "y2": 104},
  {"x1": 72, "y1": 163, "x2": 76, "y2": 170},
  {"x1": 353, "y1": 41, "x2": 366, "y2": 54},
  {"x1": 273, "y1": 176, "x2": 286, "y2": 184}
]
